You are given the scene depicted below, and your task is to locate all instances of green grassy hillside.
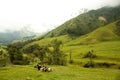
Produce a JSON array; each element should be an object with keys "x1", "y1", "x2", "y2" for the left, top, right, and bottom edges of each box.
[
  {"x1": 24, "y1": 19, "x2": 120, "y2": 47},
  {"x1": 44, "y1": 6, "x2": 120, "y2": 37},
  {"x1": 23, "y1": 38, "x2": 120, "y2": 69},
  {"x1": 21, "y1": 19, "x2": 120, "y2": 69},
  {"x1": 1, "y1": 41, "x2": 120, "y2": 80},
  {"x1": 66, "y1": 20, "x2": 120, "y2": 45},
  {"x1": 23, "y1": 35, "x2": 71, "y2": 49},
  {"x1": 63, "y1": 41, "x2": 120, "y2": 64}
]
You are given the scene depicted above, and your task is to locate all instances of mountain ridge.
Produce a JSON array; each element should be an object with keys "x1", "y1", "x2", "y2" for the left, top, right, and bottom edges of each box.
[{"x1": 44, "y1": 5, "x2": 120, "y2": 38}]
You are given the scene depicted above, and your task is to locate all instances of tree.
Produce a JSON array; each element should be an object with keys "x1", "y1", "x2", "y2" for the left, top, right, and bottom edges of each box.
[
  {"x1": 23, "y1": 44, "x2": 49, "y2": 64},
  {"x1": 69, "y1": 50, "x2": 74, "y2": 64},
  {"x1": 33, "y1": 45, "x2": 48, "y2": 64},
  {"x1": 83, "y1": 50, "x2": 95, "y2": 68},
  {"x1": 7, "y1": 44, "x2": 30, "y2": 65},
  {"x1": 49, "y1": 39, "x2": 67, "y2": 65},
  {"x1": 0, "y1": 50, "x2": 9, "y2": 66}
]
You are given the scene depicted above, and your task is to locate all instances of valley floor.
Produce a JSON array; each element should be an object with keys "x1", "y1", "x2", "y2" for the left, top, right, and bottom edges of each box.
[{"x1": 0, "y1": 65, "x2": 120, "y2": 80}]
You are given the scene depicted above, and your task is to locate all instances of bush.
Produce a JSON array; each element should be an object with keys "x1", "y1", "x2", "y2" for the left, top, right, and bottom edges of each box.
[
  {"x1": 0, "y1": 50, "x2": 9, "y2": 67},
  {"x1": 83, "y1": 50, "x2": 97, "y2": 58},
  {"x1": 96, "y1": 62, "x2": 116, "y2": 68},
  {"x1": 49, "y1": 39, "x2": 67, "y2": 65},
  {"x1": 0, "y1": 59, "x2": 6, "y2": 67},
  {"x1": 69, "y1": 59, "x2": 74, "y2": 64},
  {"x1": 13, "y1": 59, "x2": 30, "y2": 65},
  {"x1": 83, "y1": 61, "x2": 95, "y2": 68}
]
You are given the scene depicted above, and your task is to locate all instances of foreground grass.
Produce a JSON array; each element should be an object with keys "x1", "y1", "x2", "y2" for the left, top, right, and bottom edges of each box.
[{"x1": 0, "y1": 65, "x2": 120, "y2": 80}]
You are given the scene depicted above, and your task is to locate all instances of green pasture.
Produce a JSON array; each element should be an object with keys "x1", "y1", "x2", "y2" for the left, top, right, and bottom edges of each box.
[
  {"x1": 0, "y1": 65, "x2": 120, "y2": 80},
  {"x1": 62, "y1": 41, "x2": 120, "y2": 64},
  {"x1": 1, "y1": 39, "x2": 120, "y2": 80}
]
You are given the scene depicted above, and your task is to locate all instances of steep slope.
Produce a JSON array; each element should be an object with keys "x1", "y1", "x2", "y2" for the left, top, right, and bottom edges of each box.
[
  {"x1": 66, "y1": 20, "x2": 120, "y2": 45},
  {"x1": 45, "y1": 5, "x2": 120, "y2": 37},
  {"x1": 23, "y1": 20, "x2": 120, "y2": 47},
  {"x1": 18, "y1": 6, "x2": 120, "y2": 49}
]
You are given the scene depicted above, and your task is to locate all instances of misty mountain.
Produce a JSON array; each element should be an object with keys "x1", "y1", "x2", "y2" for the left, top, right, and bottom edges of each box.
[{"x1": 0, "y1": 27, "x2": 36, "y2": 44}]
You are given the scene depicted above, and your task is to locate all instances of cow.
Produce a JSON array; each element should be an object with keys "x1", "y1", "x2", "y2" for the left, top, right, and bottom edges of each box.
[
  {"x1": 40, "y1": 66, "x2": 52, "y2": 72},
  {"x1": 34, "y1": 64, "x2": 52, "y2": 72},
  {"x1": 34, "y1": 64, "x2": 42, "y2": 70}
]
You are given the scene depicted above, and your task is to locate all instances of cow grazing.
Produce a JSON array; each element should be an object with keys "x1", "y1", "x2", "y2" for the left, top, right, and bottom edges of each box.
[
  {"x1": 34, "y1": 64, "x2": 52, "y2": 72},
  {"x1": 34, "y1": 64, "x2": 42, "y2": 70},
  {"x1": 40, "y1": 66, "x2": 51, "y2": 72}
]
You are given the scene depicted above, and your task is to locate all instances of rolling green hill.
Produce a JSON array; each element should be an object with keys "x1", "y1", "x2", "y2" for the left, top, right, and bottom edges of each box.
[
  {"x1": 24, "y1": 19, "x2": 120, "y2": 48},
  {"x1": 20, "y1": 5, "x2": 120, "y2": 70},
  {"x1": 66, "y1": 20, "x2": 120, "y2": 45},
  {"x1": 21, "y1": 6, "x2": 120, "y2": 52},
  {"x1": 44, "y1": 5, "x2": 120, "y2": 37},
  {"x1": 23, "y1": 5, "x2": 120, "y2": 47},
  {"x1": 22, "y1": 19, "x2": 120, "y2": 67}
]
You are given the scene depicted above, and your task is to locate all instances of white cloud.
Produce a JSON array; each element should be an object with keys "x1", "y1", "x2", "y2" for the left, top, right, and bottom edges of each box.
[{"x1": 0, "y1": 0, "x2": 119, "y2": 33}]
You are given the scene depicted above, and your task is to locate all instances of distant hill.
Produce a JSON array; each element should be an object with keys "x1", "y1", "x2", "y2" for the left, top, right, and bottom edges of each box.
[
  {"x1": 0, "y1": 27, "x2": 36, "y2": 45},
  {"x1": 44, "y1": 5, "x2": 120, "y2": 37}
]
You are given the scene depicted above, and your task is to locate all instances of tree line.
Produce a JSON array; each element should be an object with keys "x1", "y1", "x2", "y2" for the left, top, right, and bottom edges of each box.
[{"x1": 4, "y1": 39, "x2": 67, "y2": 66}]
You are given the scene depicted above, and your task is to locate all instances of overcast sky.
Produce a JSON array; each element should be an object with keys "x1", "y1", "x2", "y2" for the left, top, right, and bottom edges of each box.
[{"x1": 0, "y1": 0, "x2": 120, "y2": 33}]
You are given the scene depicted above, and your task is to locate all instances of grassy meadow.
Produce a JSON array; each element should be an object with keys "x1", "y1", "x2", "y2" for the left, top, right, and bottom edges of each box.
[
  {"x1": 0, "y1": 40, "x2": 120, "y2": 80},
  {"x1": 0, "y1": 65, "x2": 120, "y2": 80}
]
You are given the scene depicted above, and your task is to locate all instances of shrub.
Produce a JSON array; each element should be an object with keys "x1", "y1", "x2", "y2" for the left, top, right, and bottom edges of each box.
[
  {"x1": 69, "y1": 60, "x2": 74, "y2": 64},
  {"x1": 0, "y1": 59, "x2": 6, "y2": 67},
  {"x1": 96, "y1": 62, "x2": 116, "y2": 68},
  {"x1": 83, "y1": 61, "x2": 95, "y2": 68},
  {"x1": 49, "y1": 39, "x2": 67, "y2": 65},
  {"x1": 83, "y1": 50, "x2": 97, "y2": 58}
]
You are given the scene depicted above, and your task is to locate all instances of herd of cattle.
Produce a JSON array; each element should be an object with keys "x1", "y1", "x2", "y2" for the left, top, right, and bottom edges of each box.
[{"x1": 34, "y1": 64, "x2": 52, "y2": 72}]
